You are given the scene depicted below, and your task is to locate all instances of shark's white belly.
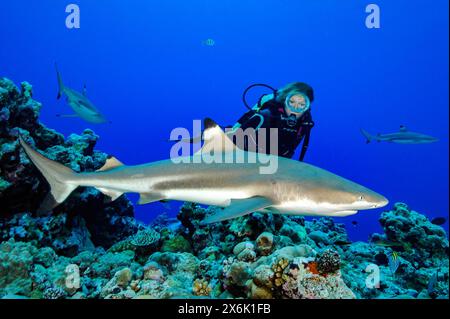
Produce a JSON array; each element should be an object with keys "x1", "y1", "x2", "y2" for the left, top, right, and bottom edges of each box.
[
  {"x1": 272, "y1": 198, "x2": 359, "y2": 217},
  {"x1": 164, "y1": 189, "x2": 252, "y2": 207}
]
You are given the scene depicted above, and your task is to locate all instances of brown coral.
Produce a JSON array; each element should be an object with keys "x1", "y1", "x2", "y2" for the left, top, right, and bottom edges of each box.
[
  {"x1": 193, "y1": 278, "x2": 212, "y2": 296},
  {"x1": 272, "y1": 257, "x2": 290, "y2": 287},
  {"x1": 256, "y1": 232, "x2": 274, "y2": 256}
]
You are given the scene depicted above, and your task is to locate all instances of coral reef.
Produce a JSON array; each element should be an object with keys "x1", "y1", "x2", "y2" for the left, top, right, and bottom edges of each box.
[
  {"x1": 1, "y1": 193, "x2": 448, "y2": 299},
  {"x1": 0, "y1": 78, "x2": 448, "y2": 299}
]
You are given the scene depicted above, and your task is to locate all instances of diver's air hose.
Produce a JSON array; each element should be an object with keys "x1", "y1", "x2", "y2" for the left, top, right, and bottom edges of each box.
[{"x1": 242, "y1": 83, "x2": 277, "y2": 110}]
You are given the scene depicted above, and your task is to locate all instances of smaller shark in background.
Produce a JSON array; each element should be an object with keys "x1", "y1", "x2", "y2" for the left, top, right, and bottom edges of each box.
[
  {"x1": 360, "y1": 126, "x2": 438, "y2": 144},
  {"x1": 55, "y1": 64, "x2": 109, "y2": 124}
]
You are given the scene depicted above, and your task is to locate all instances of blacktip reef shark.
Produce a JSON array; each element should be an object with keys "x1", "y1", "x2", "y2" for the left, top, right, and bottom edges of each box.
[
  {"x1": 55, "y1": 64, "x2": 109, "y2": 124},
  {"x1": 361, "y1": 126, "x2": 438, "y2": 144},
  {"x1": 19, "y1": 118, "x2": 388, "y2": 224}
]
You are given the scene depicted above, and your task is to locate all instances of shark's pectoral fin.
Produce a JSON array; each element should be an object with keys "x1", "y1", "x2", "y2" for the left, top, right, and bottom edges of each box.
[
  {"x1": 97, "y1": 188, "x2": 123, "y2": 202},
  {"x1": 201, "y1": 196, "x2": 273, "y2": 224},
  {"x1": 96, "y1": 156, "x2": 125, "y2": 172},
  {"x1": 138, "y1": 192, "x2": 166, "y2": 205}
]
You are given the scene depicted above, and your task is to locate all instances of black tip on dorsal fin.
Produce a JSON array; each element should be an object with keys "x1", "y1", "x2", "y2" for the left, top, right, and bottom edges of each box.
[{"x1": 204, "y1": 118, "x2": 219, "y2": 130}]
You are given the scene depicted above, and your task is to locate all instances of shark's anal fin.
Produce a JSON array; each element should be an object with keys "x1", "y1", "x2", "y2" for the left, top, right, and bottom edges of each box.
[
  {"x1": 96, "y1": 156, "x2": 124, "y2": 172},
  {"x1": 201, "y1": 196, "x2": 273, "y2": 224},
  {"x1": 138, "y1": 192, "x2": 166, "y2": 205},
  {"x1": 97, "y1": 188, "x2": 123, "y2": 202}
]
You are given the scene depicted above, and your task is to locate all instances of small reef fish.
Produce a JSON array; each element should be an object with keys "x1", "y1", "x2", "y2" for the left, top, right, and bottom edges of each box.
[
  {"x1": 427, "y1": 270, "x2": 439, "y2": 297},
  {"x1": 55, "y1": 64, "x2": 109, "y2": 124},
  {"x1": 202, "y1": 38, "x2": 215, "y2": 46},
  {"x1": 369, "y1": 238, "x2": 413, "y2": 252},
  {"x1": 360, "y1": 126, "x2": 438, "y2": 144},
  {"x1": 370, "y1": 239, "x2": 402, "y2": 247},
  {"x1": 388, "y1": 251, "x2": 400, "y2": 275},
  {"x1": 431, "y1": 217, "x2": 447, "y2": 226},
  {"x1": 19, "y1": 118, "x2": 388, "y2": 224}
]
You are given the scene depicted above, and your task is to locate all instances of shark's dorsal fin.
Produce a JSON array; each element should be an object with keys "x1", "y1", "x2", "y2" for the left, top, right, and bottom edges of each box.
[
  {"x1": 399, "y1": 125, "x2": 408, "y2": 132},
  {"x1": 194, "y1": 118, "x2": 237, "y2": 155},
  {"x1": 83, "y1": 84, "x2": 87, "y2": 97},
  {"x1": 96, "y1": 156, "x2": 124, "y2": 172}
]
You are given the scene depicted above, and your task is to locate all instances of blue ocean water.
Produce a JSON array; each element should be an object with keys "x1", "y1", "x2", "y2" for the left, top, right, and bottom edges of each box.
[{"x1": 0, "y1": 0, "x2": 448, "y2": 241}]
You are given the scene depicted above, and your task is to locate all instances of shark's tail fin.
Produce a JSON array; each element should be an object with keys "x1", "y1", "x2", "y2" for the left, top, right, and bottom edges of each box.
[
  {"x1": 55, "y1": 63, "x2": 64, "y2": 100},
  {"x1": 360, "y1": 128, "x2": 375, "y2": 144},
  {"x1": 19, "y1": 136, "x2": 79, "y2": 213}
]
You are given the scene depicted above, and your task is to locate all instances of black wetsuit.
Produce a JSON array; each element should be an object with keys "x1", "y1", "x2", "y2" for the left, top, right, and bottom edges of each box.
[{"x1": 234, "y1": 98, "x2": 314, "y2": 161}]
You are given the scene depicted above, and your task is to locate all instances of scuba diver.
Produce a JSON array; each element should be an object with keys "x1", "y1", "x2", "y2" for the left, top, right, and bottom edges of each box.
[{"x1": 231, "y1": 82, "x2": 315, "y2": 161}]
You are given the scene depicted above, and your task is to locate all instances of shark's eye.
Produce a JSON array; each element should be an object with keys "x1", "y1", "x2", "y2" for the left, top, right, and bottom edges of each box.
[{"x1": 359, "y1": 195, "x2": 365, "y2": 201}]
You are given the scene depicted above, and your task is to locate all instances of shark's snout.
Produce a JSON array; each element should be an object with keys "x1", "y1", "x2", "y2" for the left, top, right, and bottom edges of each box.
[
  {"x1": 378, "y1": 196, "x2": 389, "y2": 208},
  {"x1": 359, "y1": 191, "x2": 389, "y2": 209}
]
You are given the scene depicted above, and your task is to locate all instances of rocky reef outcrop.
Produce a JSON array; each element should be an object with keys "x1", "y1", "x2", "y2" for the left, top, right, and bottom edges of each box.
[
  {"x1": 0, "y1": 77, "x2": 138, "y2": 254},
  {"x1": 0, "y1": 78, "x2": 448, "y2": 299}
]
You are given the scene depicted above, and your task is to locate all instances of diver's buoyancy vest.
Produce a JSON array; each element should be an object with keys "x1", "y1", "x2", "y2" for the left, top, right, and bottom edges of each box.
[{"x1": 237, "y1": 98, "x2": 313, "y2": 157}]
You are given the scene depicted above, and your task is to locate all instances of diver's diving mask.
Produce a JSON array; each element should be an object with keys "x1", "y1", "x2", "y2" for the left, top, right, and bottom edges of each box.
[{"x1": 285, "y1": 93, "x2": 311, "y2": 115}]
